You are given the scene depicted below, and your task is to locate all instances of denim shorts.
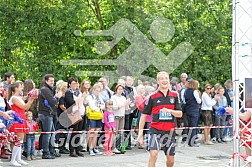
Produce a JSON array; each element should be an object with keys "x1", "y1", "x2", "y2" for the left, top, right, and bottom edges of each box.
[{"x1": 88, "y1": 119, "x2": 102, "y2": 129}]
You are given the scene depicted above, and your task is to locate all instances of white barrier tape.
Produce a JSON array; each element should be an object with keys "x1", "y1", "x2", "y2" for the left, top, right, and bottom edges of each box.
[{"x1": 13, "y1": 125, "x2": 233, "y2": 134}]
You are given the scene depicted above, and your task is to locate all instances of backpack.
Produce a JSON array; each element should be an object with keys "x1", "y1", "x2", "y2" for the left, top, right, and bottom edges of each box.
[{"x1": 115, "y1": 133, "x2": 129, "y2": 154}]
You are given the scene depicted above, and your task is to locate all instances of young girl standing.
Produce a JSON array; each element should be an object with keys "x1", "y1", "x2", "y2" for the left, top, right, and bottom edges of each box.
[
  {"x1": 103, "y1": 100, "x2": 116, "y2": 156},
  {"x1": 8, "y1": 82, "x2": 35, "y2": 166},
  {"x1": 26, "y1": 111, "x2": 39, "y2": 161}
]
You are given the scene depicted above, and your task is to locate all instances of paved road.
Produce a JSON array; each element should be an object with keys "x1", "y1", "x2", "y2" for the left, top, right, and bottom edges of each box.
[{"x1": 1, "y1": 135, "x2": 237, "y2": 167}]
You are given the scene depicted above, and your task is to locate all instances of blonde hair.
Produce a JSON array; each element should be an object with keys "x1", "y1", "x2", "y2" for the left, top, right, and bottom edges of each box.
[
  {"x1": 91, "y1": 83, "x2": 102, "y2": 92},
  {"x1": 194, "y1": 80, "x2": 199, "y2": 90},
  {"x1": 80, "y1": 80, "x2": 91, "y2": 93},
  {"x1": 26, "y1": 111, "x2": 33, "y2": 118},
  {"x1": 105, "y1": 100, "x2": 113, "y2": 107},
  {"x1": 185, "y1": 79, "x2": 197, "y2": 90},
  {"x1": 157, "y1": 71, "x2": 169, "y2": 80},
  {"x1": 217, "y1": 86, "x2": 224, "y2": 93},
  {"x1": 56, "y1": 81, "x2": 67, "y2": 93}
]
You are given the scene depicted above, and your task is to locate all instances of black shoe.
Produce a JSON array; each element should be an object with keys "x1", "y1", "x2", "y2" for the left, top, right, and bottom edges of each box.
[
  {"x1": 217, "y1": 138, "x2": 223, "y2": 143},
  {"x1": 59, "y1": 149, "x2": 69, "y2": 154},
  {"x1": 69, "y1": 152, "x2": 78, "y2": 157},
  {"x1": 188, "y1": 143, "x2": 200, "y2": 147},
  {"x1": 80, "y1": 149, "x2": 86, "y2": 152},
  {"x1": 42, "y1": 154, "x2": 55, "y2": 159},
  {"x1": 76, "y1": 151, "x2": 84, "y2": 157},
  {"x1": 64, "y1": 148, "x2": 70, "y2": 153},
  {"x1": 126, "y1": 146, "x2": 132, "y2": 150},
  {"x1": 221, "y1": 138, "x2": 226, "y2": 143},
  {"x1": 78, "y1": 146, "x2": 83, "y2": 150},
  {"x1": 51, "y1": 152, "x2": 61, "y2": 157},
  {"x1": 22, "y1": 151, "x2": 27, "y2": 158}
]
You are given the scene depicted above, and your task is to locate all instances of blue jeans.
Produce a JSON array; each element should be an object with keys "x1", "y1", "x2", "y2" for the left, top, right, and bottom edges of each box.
[
  {"x1": 26, "y1": 135, "x2": 35, "y2": 156},
  {"x1": 38, "y1": 114, "x2": 55, "y2": 155},
  {"x1": 223, "y1": 115, "x2": 233, "y2": 137}
]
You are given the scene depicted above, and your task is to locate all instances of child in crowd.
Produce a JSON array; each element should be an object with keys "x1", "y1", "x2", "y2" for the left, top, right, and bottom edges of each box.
[
  {"x1": 26, "y1": 111, "x2": 39, "y2": 161},
  {"x1": 103, "y1": 100, "x2": 116, "y2": 156},
  {"x1": 0, "y1": 84, "x2": 7, "y2": 159},
  {"x1": 213, "y1": 87, "x2": 228, "y2": 143}
]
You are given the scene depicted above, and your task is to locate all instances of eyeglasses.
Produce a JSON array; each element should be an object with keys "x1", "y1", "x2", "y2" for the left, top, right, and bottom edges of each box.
[{"x1": 206, "y1": 87, "x2": 211, "y2": 90}]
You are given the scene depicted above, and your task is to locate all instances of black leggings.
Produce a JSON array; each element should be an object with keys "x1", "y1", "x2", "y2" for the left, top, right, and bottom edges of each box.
[{"x1": 69, "y1": 119, "x2": 84, "y2": 152}]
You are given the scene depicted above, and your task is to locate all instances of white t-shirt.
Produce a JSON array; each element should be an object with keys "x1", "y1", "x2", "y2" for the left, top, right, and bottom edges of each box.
[
  {"x1": 0, "y1": 96, "x2": 6, "y2": 109},
  {"x1": 86, "y1": 94, "x2": 105, "y2": 112},
  {"x1": 201, "y1": 92, "x2": 217, "y2": 110},
  {"x1": 8, "y1": 96, "x2": 25, "y2": 106},
  {"x1": 111, "y1": 94, "x2": 127, "y2": 117}
]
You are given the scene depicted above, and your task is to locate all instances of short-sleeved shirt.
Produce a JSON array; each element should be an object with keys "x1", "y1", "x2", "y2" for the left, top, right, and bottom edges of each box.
[
  {"x1": 57, "y1": 96, "x2": 65, "y2": 117},
  {"x1": 142, "y1": 90, "x2": 181, "y2": 134}
]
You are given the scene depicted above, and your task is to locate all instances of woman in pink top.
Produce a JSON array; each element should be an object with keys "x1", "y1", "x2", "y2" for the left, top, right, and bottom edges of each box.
[
  {"x1": 135, "y1": 85, "x2": 146, "y2": 149},
  {"x1": 135, "y1": 85, "x2": 145, "y2": 123},
  {"x1": 143, "y1": 86, "x2": 155, "y2": 150},
  {"x1": 103, "y1": 100, "x2": 116, "y2": 156}
]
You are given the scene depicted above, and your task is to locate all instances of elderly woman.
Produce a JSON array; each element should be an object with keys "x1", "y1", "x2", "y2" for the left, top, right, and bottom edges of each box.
[{"x1": 64, "y1": 78, "x2": 86, "y2": 157}]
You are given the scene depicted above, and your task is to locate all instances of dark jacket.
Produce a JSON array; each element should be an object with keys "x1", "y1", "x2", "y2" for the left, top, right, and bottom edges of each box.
[
  {"x1": 124, "y1": 85, "x2": 136, "y2": 114},
  {"x1": 224, "y1": 87, "x2": 231, "y2": 107},
  {"x1": 38, "y1": 83, "x2": 58, "y2": 116},
  {"x1": 184, "y1": 88, "x2": 199, "y2": 116},
  {"x1": 64, "y1": 89, "x2": 75, "y2": 109}
]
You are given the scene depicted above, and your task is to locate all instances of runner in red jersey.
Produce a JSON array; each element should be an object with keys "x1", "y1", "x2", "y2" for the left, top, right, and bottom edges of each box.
[{"x1": 138, "y1": 71, "x2": 182, "y2": 167}]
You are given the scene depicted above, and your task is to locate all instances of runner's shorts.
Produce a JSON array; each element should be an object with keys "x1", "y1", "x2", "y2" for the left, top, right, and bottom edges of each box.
[{"x1": 148, "y1": 132, "x2": 176, "y2": 155}]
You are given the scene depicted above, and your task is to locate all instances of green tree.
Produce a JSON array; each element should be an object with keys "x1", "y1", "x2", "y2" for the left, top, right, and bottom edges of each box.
[{"x1": 0, "y1": 0, "x2": 232, "y2": 87}]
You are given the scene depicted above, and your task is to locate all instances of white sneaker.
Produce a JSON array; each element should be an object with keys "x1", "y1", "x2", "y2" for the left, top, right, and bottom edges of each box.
[
  {"x1": 89, "y1": 150, "x2": 95, "y2": 156},
  {"x1": 93, "y1": 148, "x2": 102, "y2": 155},
  {"x1": 10, "y1": 161, "x2": 21, "y2": 167},
  {"x1": 223, "y1": 136, "x2": 233, "y2": 142},
  {"x1": 17, "y1": 160, "x2": 29, "y2": 165},
  {"x1": 113, "y1": 148, "x2": 121, "y2": 154},
  {"x1": 37, "y1": 150, "x2": 43, "y2": 156},
  {"x1": 211, "y1": 137, "x2": 217, "y2": 143}
]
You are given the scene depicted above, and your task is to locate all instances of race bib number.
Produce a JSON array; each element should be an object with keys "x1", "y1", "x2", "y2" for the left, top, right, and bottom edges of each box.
[
  {"x1": 108, "y1": 114, "x2": 115, "y2": 123},
  {"x1": 159, "y1": 110, "x2": 173, "y2": 120}
]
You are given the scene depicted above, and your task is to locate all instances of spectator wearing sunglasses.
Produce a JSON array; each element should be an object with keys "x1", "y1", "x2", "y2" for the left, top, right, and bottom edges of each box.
[{"x1": 201, "y1": 84, "x2": 220, "y2": 145}]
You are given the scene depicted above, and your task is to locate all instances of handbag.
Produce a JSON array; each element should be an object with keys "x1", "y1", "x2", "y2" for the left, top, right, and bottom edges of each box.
[
  {"x1": 67, "y1": 104, "x2": 83, "y2": 125},
  {"x1": 86, "y1": 106, "x2": 103, "y2": 120},
  {"x1": 58, "y1": 103, "x2": 82, "y2": 128}
]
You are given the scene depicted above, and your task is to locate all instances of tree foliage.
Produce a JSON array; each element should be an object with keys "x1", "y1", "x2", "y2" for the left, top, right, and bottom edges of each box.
[{"x1": 0, "y1": 0, "x2": 232, "y2": 87}]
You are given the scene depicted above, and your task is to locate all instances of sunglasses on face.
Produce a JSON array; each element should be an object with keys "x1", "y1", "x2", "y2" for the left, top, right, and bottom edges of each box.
[{"x1": 206, "y1": 87, "x2": 211, "y2": 90}]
